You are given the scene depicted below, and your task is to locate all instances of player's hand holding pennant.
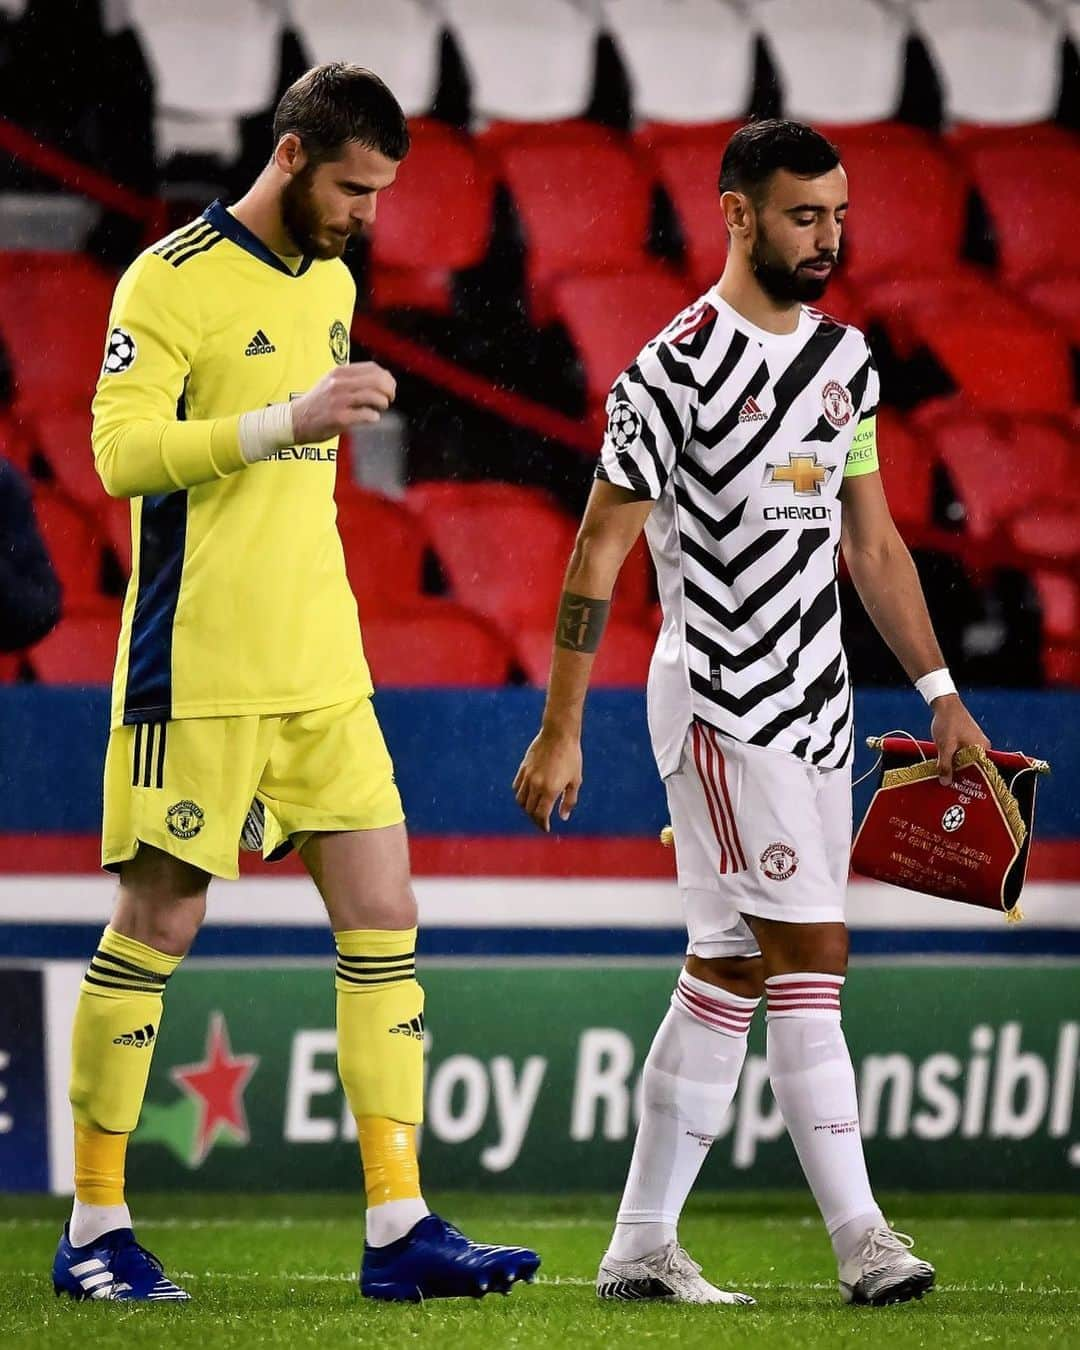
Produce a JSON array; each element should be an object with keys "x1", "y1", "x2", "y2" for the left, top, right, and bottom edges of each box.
[{"x1": 851, "y1": 737, "x2": 1050, "y2": 920}]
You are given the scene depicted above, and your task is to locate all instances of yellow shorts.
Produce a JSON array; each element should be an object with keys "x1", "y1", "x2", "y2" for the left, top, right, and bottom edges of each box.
[{"x1": 101, "y1": 696, "x2": 404, "y2": 880}]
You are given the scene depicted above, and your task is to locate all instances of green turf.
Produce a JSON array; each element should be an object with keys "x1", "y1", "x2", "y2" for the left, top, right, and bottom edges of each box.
[{"x1": 2, "y1": 1192, "x2": 1077, "y2": 1348}]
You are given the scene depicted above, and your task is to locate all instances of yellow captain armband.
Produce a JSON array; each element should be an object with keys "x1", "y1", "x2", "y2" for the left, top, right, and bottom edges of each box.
[{"x1": 843, "y1": 414, "x2": 879, "y2": 478}]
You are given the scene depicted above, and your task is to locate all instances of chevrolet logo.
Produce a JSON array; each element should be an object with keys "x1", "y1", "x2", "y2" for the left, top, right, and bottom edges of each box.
[{"x1": 764, "y1": 453, "x2": 834, "y2": 496}]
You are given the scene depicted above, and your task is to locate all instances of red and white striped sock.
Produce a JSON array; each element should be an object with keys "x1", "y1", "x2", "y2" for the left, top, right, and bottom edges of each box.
[
  {"x1": 608, "y1": 972, "x2": 759, "y2": 1262},
  {"x1": 765, "y1": 973, "x2": 883, "y2": 1261}
]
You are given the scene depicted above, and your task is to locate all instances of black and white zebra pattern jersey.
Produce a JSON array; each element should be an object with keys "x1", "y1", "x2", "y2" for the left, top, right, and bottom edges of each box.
[{"x1": 597, "y1": 291, "x2": 880, "y2": 774}]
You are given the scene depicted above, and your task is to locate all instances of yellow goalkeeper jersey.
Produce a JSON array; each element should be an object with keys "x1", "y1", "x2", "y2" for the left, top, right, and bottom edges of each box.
[{"x1": 92, "y1": 202, "x2": 373, "y2": 729}]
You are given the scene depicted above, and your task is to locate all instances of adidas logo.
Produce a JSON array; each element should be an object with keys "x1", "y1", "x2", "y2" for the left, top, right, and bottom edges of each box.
[
  {"x1": 244, "y1": 329, "x2": 276, "y2": 356},
  {"x1": 389, "y1": 1015, "x2": 425, "y2": 1040},
  {"x1": 113, "y1": 1023, "x2": 155, "y2": 1048},
  {"x1": 738, "y1": 396, "x2": 767, "y2": 423}
]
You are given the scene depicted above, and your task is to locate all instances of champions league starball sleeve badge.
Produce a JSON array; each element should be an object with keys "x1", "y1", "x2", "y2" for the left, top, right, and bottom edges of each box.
[{"x1": 851, "y1": 737, "x2": 1051, "y2": 922}]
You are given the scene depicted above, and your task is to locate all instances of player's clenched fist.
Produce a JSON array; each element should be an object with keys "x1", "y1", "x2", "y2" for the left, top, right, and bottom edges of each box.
[
  {"x1": 291, "y1": 361, "x2": 397, "y2": 442},
  {"x1": 513, "y1": 729, "x2": 583, "y2": 833}
]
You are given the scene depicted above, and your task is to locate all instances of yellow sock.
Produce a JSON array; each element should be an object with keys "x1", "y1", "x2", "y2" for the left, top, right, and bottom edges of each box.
[
  {"x1": 74, "y1": 1123, "x2": 128, "y2": 1206},
  {"x1": 335, "y1": 927, "x2": 425, "y2": 1204},
  {"x1": 69, "y1": 926, "x2": 181, "y2": 1156},
  {"x1": 357, "y1": 1117, "x2": 422, "y2": 1207}
]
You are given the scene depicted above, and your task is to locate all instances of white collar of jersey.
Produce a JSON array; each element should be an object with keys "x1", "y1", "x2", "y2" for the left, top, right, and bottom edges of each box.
[
  {"x1": 203, "y1": 200, "x2": 314, "y2": 278},
  {"x1": 708, "y1": 292, "x2": 817, "y2": 349}
]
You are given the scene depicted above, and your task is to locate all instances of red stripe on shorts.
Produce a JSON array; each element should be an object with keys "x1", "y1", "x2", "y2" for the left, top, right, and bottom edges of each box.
[
  {"x1": 699, "y1": 724, "x2": 743, "y2": 874},
  {"x1": 692, "y1": 721, "x2": 729, "y2": 873},
  {"x1": 705, "y1": 727, "x2": 748, "y2": 871}
]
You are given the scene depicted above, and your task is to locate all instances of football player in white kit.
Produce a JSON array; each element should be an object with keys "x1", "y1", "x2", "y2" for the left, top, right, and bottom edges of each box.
[{"x1": 513, "y1": 120, "x2": 989, "y2": 1308}]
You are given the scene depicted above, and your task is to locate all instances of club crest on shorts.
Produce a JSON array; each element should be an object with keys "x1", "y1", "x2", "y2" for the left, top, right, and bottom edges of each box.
[
  {"x1": 329, "y1": 320, "x2": 350, "y2": 366},
  {"x1": 760, "y1": 841, "x2": 798, "y2": 881},
  {"x1": 821, "y1": 379, "x2": 853, "y2": 428},
  {"x1": 942, "y1": 804, "x2": 966, "y2": 833},
  {"x1": 166, "y1": 799, "x2": 205, "y2": 840}
]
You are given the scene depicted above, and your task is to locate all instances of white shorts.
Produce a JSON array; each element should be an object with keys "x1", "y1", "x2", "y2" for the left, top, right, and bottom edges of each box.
[{"x1": 664, "y1": 720, "x2": 853, "y2": 959}]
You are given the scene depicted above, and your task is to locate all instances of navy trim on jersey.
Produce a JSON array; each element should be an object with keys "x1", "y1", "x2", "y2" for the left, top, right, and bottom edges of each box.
[
  {"x1": 123, "y1": 493, "x2": 188, "y2": 725},
  {"x1": 202, "y1": 200, "x2": 313, "y2": 277}
]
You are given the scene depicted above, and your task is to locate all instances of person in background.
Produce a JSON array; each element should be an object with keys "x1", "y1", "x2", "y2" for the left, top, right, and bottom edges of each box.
[{"x1": 0, "y1": 454, "x2": 61, "y2": 654}]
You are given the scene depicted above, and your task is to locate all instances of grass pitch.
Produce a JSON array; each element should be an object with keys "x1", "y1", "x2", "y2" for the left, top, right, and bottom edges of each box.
[{"x1": 1, "y1": 1191, "x2": 1076, "y2": 1349}]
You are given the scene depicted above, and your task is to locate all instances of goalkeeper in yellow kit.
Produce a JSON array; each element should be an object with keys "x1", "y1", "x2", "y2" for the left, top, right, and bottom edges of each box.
[{"x1": 52, "y1": 62, "x2": 539, "y2": 1305}]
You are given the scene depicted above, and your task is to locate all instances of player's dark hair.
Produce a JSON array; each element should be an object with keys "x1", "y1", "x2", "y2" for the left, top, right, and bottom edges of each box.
[
  {"x1": 719, "y1": 119, "x2": 840, "y2": 201},
  {"x1": 273, "y1": 62, "x2": 410, "y2": 164}
]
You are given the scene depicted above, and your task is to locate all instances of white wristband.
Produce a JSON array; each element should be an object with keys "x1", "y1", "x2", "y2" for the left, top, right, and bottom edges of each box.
[
  {"x1": 238, "y1": 402, "x2": 295, "y2": 464},
  {"x1": 915, "y1": 667, "x2": 957, "y2": 705}
]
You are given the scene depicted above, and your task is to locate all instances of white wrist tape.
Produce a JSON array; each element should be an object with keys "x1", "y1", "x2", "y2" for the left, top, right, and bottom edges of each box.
[
  {"x1": 915, "y1": 667, "x2": 957, "y2": 705},
  {"x1": 238, "y1": 402, "x2": 295, "y2": 464}
]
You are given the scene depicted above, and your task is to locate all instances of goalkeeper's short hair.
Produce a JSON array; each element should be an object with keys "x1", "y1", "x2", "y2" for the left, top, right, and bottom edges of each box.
[{"x1": 273, "y1": 62, "x2": 410, "y2": 165}]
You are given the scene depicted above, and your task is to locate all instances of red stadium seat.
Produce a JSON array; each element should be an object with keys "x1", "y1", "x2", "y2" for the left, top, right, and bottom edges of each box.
[
  {"x1": 409, "y1": 487, "x2": 576, "y2": 630},
  {"x1": 876, "y1": 411, "x2": 934, "y2": 529},
  {"x1": 1023, "y1": 276, "x2": 1080, "y2": 347},
  {"x1": 1038, "y1": 570, "x2": 1080, "y2": 683},
  {"x1": 965, "y1": 143, "x2": 1080, "y2": 284},
  {"x1": 335, "y1": 486, "x2": 430, "y2": 617},
  {"x1": 32, "y1": 489, "x2": 117, "y2": 610},
  {"x1": 0, "y1": 254, "x2": 115, "y2": 414},
  {"x1": 407, "y1": 480, "x2": 556, "y2": 518},
  {"x1": 33, "y1": 411, "x2": 103, "y2": 509},
  {"x1": 27, "y1": 606, "x2": 121, "y2": 684},
  {"x1": 633, "y1": 121, "x2": 740, "y2": 152},
  {"x1": 361, "y1": 602, "x2": 512, "y2": 686},
  {"x1": 475, "y1": 119, "x2": 619, "y2": 156},
  {"x1": 497, "y1": 142, "x2": 654, "y2": 321},
  {"x1": 409, "y1": 481, "x2": 654, "y2": 624},
  {"x1": 1042, "y1": 645, "x2": 1080, "y2": 687},
  {"x1": 0, "y1": 413, "x2": 33, "y2": 474},
  {"x1": 1010, "y1": 507, "x2": 1080, "y2": 564},
  {"x1": 931, "y1": 414, "x2": 1073, "y2": 539},
  {"x1": 551, "y1": 268, "x2": 695, "y2": 412},
  {"x1": 857, "y1": 267, "x2": 1029, "y2": 353},
  {"x1": 645, "y1": 137, "x2": 728, "y2": 290},
  {"x1": 369, "y1": 121, "x2": 494, "y2": 313},
  {"x1": 515, "y1": 618, "x2": 655, "y2": 687},
  {"x1": 834, "y1": 134, "x2": 968, "y2": 285},
  {"x1": 922, "y1": 320, "x2": 1072, "y2": 417},
  {"x1": 1033, "y1": 571, "x2": 1080, "y2": 646},
  {"x1": 614, "y1": 537, "x2": 655, "y2": 625}
]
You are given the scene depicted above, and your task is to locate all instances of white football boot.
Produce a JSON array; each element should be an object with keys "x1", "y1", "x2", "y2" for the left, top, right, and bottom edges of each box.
[
  {"x1": 596, "y1": 1241, "x2": 755, "y2": 1305},
  {"x1": 838, "y1": 1226, "x2": 935, "y2": 1306}
]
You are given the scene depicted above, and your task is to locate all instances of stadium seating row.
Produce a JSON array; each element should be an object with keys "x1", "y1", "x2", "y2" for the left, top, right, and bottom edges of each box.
[
  {"x1": 58, "y1": 0, "x2": 1080, "y2": 164},
  {"x1": 7, "y1": 406, "x2": 1078, "y2": 558},
  {"x1": 1, "y1": 119, "x2": 1078, "y2": 421},
  {"x1": 4, "y1": 443, "x2": 1080, "y2": 689}
]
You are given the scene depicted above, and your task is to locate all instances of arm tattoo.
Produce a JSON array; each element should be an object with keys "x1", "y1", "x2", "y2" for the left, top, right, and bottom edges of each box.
[{"x1": 555, "y1": 591, "x2": 610, "y2": 653}]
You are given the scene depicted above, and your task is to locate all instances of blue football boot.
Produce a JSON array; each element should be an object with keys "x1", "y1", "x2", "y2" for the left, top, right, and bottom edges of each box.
[
  {"x1": 53, "y1": 1224, "x2": 190, "y2": 1301},
  {"x1": 360, "y1": 1213, "x2": 540, "y2": 1301}
]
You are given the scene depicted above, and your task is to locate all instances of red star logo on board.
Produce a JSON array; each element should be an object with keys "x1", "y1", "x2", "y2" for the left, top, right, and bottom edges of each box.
[{"x1": 170, "y1": 1011, "x2": 259, "y2": 1166}]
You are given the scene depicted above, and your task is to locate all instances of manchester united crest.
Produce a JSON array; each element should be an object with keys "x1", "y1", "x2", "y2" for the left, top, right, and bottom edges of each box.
[
  {"x1": 760, "y1": 841, "x2": 798, "y2": 881},
  {"x1": 329, "y1": 320, "x2": 350, "y2": 366},
  {"x1": 821, "y1": 379, "x2": 853, "y2": 428},
  {"x1": 166, "y1": 800, "x2": 205, "y2": 840}
]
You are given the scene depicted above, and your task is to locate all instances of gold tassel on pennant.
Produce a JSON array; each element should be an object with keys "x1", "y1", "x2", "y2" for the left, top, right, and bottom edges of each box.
[
  {"x1": 1005, "y1": 903, "x2": 1024, "y2": 925},
  {"x1": 660, "y1": 826, "x2": 674, "y2": 848}
]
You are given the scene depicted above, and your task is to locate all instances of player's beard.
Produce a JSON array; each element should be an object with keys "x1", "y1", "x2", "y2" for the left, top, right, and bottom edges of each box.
[
  {"x1": 280, "y1": 167, "x2": 346, "y2": 261},
  {"x1": 750, "y1": 224, "x2": 836, "y2": 303}
]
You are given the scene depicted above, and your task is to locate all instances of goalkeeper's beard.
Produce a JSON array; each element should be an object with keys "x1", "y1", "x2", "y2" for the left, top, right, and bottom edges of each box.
[{"x1": 281, "y1": 167, "x2": 345, "y2": 261}]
